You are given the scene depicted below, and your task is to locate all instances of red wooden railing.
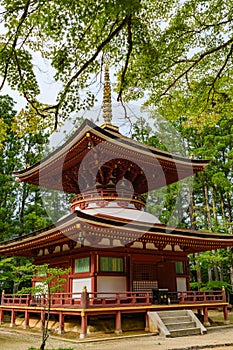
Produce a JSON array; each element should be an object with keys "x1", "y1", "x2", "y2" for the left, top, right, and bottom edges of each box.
[
  {"x1": 88, "y1": 291, "x2": 151, "y2": 306},
  {"x1": 1, "y1": 291, "x2": 151, "y2": 307},
  {"x1": 178, "y1": 290, "x2": 226, "y2": 303},
  {"x1": 1, "y1": 289, "x2": 226, "y2": 308},
  {"x1": 70, "y1": 190, "x2": 146, "y2": 211}
]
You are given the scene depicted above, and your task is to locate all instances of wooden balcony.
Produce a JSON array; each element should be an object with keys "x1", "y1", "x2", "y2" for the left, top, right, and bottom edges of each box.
[
  {"x1": 70, "y1": 190, "x2": 146, "y2": 211},
  {"x1": 1, "y1": 289, "x2": 227, "y2": 308},
  {"x1": 0, "y1": 289, "x2": 229, "y2": 339}
]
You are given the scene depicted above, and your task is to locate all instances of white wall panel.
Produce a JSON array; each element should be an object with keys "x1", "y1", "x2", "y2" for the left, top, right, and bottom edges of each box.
[
  {"x1": 97, "y1": 276, "x2": 127, "y2": 297},
  {"x1": 176, "y1": 277, "x2": 187, "y2": 292}
]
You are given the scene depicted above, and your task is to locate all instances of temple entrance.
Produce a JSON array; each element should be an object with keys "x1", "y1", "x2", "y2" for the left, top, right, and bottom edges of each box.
[
  {"x1": 132, "y1": 263, "x2": 158, "y2": 292},
  {"x1": 132, "y1": 261, "x2": 176, "y2": 292}
]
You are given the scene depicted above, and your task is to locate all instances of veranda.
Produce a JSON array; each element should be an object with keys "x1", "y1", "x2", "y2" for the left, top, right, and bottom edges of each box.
[{"x1": 0, "y1": 288, "x2": 230, "y2": 338}]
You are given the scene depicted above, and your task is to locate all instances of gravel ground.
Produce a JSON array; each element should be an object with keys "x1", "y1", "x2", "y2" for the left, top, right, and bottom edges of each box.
[{"x1": 1, "y1": 325, "x2": 233, "y2": 350}]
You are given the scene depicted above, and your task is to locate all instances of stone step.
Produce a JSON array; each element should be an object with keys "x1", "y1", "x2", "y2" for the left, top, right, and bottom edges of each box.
[
  {"x1": 169, "y1": 327, "x2": 201, "y2": 337},
  {"x1": 157, "y1": 310, "x2": 188, "y2": 317},
  {"x1": 166, "y1": 321, "x2": 196, "y2": 330},
  {"x1": 148, "y1": 310, "x2": 206, "y2": 338},
  {"x1": 159, "y1": 315, "x2": 191, "y2": 323}
]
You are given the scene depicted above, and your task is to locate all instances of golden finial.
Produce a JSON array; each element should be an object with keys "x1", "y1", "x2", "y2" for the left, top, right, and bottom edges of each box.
[
  {"x1": 102, "y1": 66, "x2": 112, "y2": 124},
  {"x1": 100, "y1": 66, "x2": 119, "y2": 131}
]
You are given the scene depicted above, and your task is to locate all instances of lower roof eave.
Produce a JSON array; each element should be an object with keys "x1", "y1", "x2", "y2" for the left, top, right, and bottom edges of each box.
[{"x1": 0, "y1": 211, "x2": 233, "y2": 257}]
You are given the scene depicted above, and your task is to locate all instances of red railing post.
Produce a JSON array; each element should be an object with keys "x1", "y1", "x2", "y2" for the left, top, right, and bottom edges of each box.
[
  {"x1": 1, "y1": 290, "x2": 4, "y2": 304},
  {"x1": 80, "y1": 286, "x2": 89, "y2": 308},
  {"x1": 179, "y1": 291, "x2": 185, "y2": 303},
  {"x1": 222, "y1": 286, "x2": 226, "y2": 302},
  {"x1": 116, "y1": 293, "x2": 120, "y2": 305},
  {"x1": 26, "y1": 294, "x2": 30, "y2": 306}
]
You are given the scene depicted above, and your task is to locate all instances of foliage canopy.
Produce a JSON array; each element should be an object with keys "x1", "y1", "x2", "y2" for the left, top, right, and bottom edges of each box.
[{"x1": 0, "y1": 0, "x2": 233, "y2": 130}]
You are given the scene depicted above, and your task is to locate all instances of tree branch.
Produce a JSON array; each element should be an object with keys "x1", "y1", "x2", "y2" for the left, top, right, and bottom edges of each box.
[
  {"x1": 117, "y1": 15, "x2": 133, "y2": 102},
  {"x1": 0, "y1": 0, "x2": 31, "y2": 90},
  {"x1": 207, "y1": 43, "x2": 233, "y2": 102},
  {"x1": 44, "y1": 15, "x2": 131, "y2": 126},
  {"x1": 161, "y1": 36, "x2": 233, "y2": 97}
]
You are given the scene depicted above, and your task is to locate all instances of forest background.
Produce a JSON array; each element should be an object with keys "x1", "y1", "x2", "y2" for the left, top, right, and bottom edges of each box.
[{"x1": 0, "y1": 0, "x2": 232, "y2": 295}]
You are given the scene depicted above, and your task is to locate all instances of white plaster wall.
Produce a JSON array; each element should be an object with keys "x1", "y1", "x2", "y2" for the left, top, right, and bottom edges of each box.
[
  {"x1": 176, "y1": 277, "x2": 187, "y2": 292},
  {"x1": 72, "y1": 277, "x2": 91, "y2": 297},
  {"x1": 97, "y1": 276, "x2": 127, "y2": 297}
]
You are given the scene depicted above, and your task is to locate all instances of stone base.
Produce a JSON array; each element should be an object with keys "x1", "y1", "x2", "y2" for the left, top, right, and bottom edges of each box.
[
  {"x1": 79, "y1": 333, "x2": 86, "y2": 339},
  {"x1": 224, "y1": 320, "x2": 230, "y2": 324}
]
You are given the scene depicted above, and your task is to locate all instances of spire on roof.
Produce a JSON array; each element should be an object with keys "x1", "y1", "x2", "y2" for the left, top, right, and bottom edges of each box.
[
  {"x1": 102, "y1": 66, "x2": 112, "y2": 124},
  {"x1": 100, "y1": 66, "x2": 119, "y2": 132}
]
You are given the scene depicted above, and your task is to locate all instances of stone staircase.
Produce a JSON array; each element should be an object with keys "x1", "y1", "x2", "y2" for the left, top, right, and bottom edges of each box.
[{"x1": 148, "y1": 310, "x2": 207, "y2": 337}]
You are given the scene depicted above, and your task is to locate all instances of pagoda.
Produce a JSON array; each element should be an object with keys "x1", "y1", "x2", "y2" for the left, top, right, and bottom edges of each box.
[{"x1": 0, "y1": 67, "x2": 233, "y2": 337}]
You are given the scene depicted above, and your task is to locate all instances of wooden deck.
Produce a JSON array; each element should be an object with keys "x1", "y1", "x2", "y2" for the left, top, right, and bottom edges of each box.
[{"x1": 0, "y1": 289, "x2": 230, "y2": 338}]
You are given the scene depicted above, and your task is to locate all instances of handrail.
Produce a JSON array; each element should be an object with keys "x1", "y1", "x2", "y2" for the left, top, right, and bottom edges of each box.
[
  {"x1": 1, "y1": 289, "x2": 226, "y2": 308},
  {"x1": 70, "y1": 190, "x2": 146, "y2": 211}
]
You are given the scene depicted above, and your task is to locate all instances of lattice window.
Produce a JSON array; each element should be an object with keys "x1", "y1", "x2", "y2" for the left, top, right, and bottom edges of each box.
[
  {"x1": 133, "y1": 263, "x2": 157, "y2": 281},
  {"x1": 133, "y1": 280, "x2": 158, "y2": 292}
]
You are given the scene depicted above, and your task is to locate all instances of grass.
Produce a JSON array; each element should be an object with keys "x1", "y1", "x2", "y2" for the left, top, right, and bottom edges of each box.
[{"x1": 208, "y1": 309, "x2": 233, "y2": 325}]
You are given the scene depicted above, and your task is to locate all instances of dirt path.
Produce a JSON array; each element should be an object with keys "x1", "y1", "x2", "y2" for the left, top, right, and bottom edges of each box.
[{"x1": 1, "y1": 326, "x2": 233, "y2": 350}]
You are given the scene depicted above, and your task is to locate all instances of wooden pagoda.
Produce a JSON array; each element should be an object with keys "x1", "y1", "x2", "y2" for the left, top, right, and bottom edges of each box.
[{"x1": 0, "y1": 68, "x2": 232, "y2": 337}]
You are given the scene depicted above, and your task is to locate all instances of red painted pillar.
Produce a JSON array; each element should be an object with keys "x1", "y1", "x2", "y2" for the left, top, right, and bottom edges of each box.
[
  {"x1": 223, "y1": 305, "x2": 230, "y2": 324},
  {"x1": 0, "y1": 309, "x2": 4, "y2": 324},
  {"x1": 90, "y1": 252, "x2": 97, "y2": 305},
  {"x1": 80, "y1": 311, "x2": 87, "y2": 339},
  {"x1": 203, "y1": 307, "x2": 210, "y2": 326},
  {"x1": 115, "y1": 311, "x2": 122, "y2": 335},
  {"x1": 58, "y1": 312, "x2": 64, "y2": 334},
  {"x1": 145, "y1": 312, "x2": 149, "y2": 331},
  {"x1": 24, "y1": 310, "x2": 29, "y2": 329},
  {"x1": 10, "y1": 309, "x2": 16, "y2": 327}
]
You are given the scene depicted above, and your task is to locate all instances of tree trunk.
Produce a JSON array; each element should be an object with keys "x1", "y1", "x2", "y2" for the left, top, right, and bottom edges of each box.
[
  {"x1": 40, "y1": 290, "x2": 50, "y2": 350},
  {"x1": 227, "y1": 195, "x2": 233, "y2": 234},
  {"x1": 220, "y1": 192, "x2": 227, "y2": 230},
  {"x1": 194, "y1": 253, "x2": 202, "y2": 284},
  {"x1": 211, "y1": 187, "x2": 217, "y2": 222},
  {"x1": 203, "y1": 182, "x2": 211, "y2": 230},
  {"x1": 188, "y1": 185, "x2": 202, "y2": 284}
]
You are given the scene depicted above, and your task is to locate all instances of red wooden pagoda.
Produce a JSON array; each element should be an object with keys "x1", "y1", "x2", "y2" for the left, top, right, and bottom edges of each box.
[{"x1": 0, "y1": 68, "x2": 232, "y2": 338}]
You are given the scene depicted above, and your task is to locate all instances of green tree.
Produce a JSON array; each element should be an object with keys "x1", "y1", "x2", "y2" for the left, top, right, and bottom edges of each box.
[
  {"x1": 0, "y1": 96, "x2": 52, "y2": 240},
  {"x1": 0, "y1": 258, "x2": 70, "y2": 350},
  {"x1": 0, "y1": 95, "x2": 20, "y2": 240},
  {"x1": 0, "y1": 0, "x2": 232, "y2": 131}
]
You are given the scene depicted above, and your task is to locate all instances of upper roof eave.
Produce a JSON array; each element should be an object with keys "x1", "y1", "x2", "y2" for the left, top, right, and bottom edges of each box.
[{"x1": 13, "y1": 119, "x2": 209, "y2": 180}]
